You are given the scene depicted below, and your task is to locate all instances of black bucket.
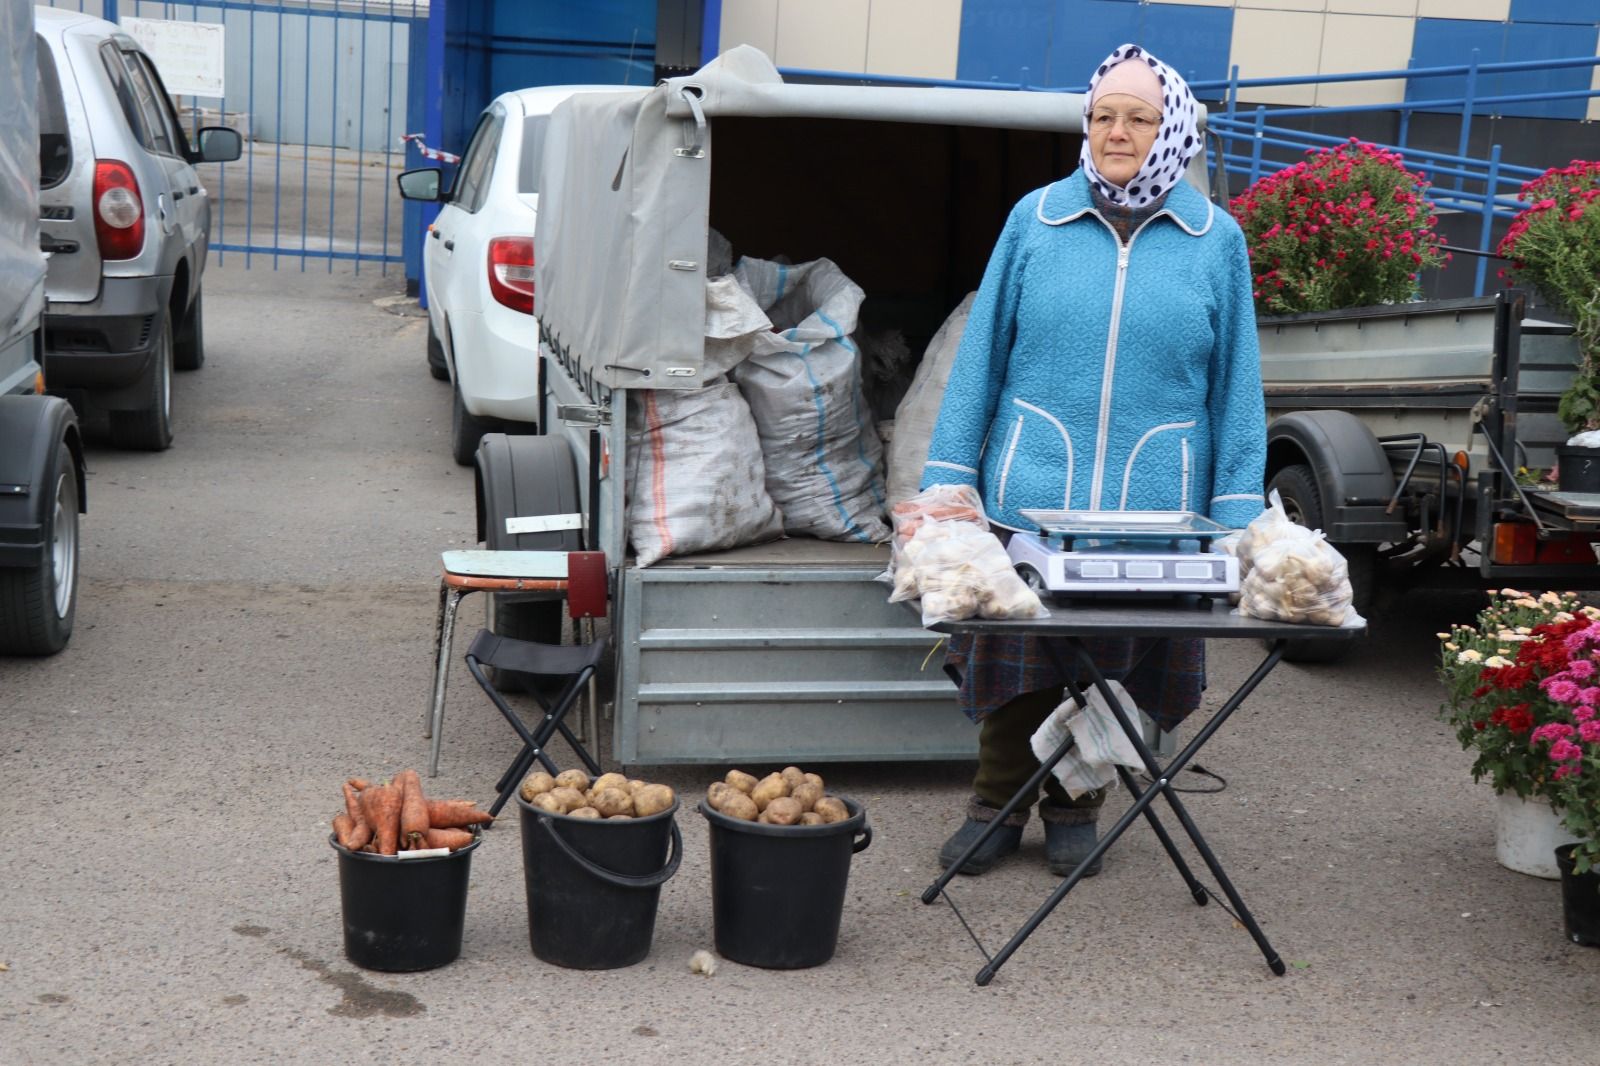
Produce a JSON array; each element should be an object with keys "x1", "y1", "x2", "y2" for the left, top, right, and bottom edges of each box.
[
  {"x1": 1557, "y1": 445, "x2": 1600, "y2": 493},
  {"x1": 517, "y1": 796, "x2": 683, "y2": 969},
  {"x1": 700, "y1": 796, "x2": 872, "y2": 969},
  {"x1": 1556, "y1": 843, "x2": 1600, "y2": 947},
  {"x1": 332, "y1": 833, "x2": 480, "y2": 972}
]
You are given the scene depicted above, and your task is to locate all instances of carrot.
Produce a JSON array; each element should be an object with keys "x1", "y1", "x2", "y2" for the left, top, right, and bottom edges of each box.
[
  {"x1": 333, "y1": 813, "x2": 358, "y2": 850},
  {"x1": 342, "y1": 782, "x2": 374, "y2": 850},
  {"x1": 361, "y1": 783, "x2": 402, "y2": 855},
  {"x1": 395, "y1": 769, "x2": 429, "y2": 844},
  {"x1": 421, "y1": 827, "x2": 475, "y2": 852},
  {"x1": 425, "y1": 799, "x2": 494, "y2": 828}
]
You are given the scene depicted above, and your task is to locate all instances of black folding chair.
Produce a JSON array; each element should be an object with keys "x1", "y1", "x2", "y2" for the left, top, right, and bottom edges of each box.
[{"x1": 463, "y1": 629, "x2": 608, "y2": 817}]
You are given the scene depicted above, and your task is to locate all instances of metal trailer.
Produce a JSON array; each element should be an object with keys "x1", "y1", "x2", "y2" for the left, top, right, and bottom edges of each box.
[
  {"x1": 471, "y1": 47, "x2": 1216, "y2": 765},
  {"x1": 0, "y1": 0, "x2": 85, "y2": 656},
  {"x1": 1259, "y1": 291, "x2": 1599, "y2": 657}
]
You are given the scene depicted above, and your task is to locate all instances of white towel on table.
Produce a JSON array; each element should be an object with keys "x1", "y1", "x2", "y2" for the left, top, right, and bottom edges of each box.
[{"x1": 1028, "y1": 680, "x2": 1148, "y2": 800}]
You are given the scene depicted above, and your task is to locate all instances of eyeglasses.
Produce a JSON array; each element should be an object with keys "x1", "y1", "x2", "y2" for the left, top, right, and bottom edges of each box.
[{"x1": 1088, "y1": 110, "x2": 1159, "y2": 135}]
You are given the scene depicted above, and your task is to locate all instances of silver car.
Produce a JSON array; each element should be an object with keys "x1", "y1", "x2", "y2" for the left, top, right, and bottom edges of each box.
[{"x1": 35, "y1": 7, "x2": 240, "y2": 450}]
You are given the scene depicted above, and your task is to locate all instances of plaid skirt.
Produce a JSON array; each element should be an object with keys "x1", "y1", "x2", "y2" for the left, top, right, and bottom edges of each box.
[{"x1": 943, "y1": 633, "x2": 1207, "y2": 731}]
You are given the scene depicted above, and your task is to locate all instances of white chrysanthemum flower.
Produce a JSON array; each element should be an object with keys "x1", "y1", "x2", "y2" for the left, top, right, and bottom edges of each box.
[
  {"x1": 1517, "y1": 626, "x2": 1533, "y2": 634},
  {"x1": 1458, "y1": 649, "x2": 1483, "y2": 663},
  {"x1": 1437, "y1": 632, "x2": 1452, "y2": 640},
  {"x1": 1445, "y1": 642, "x2": 1459, "y2": 650},
  {"x1": 1485, "y1": 655, "x2": 1512, "y2": 668},
  {"x1": 1541, "y1": 591, "x2": 1562, "y2": 604},
  {"x1": 1500, "y1": 588, "x2": 1525, "y2": 598}
]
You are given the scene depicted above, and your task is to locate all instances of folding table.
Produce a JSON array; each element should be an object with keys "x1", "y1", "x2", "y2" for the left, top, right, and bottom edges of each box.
[{"x1": 917, "y1": 599, "x2": 1363, "y2": 985}]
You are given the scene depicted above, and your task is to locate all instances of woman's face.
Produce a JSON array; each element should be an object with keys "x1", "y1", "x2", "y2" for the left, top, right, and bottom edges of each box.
[{"x1": 1088, "y1": 91, "x2": 1161, "y2": 189}]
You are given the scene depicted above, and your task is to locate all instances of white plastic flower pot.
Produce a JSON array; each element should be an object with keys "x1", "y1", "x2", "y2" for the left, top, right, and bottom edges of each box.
[{"x1": 1495, "y1": 791, "x2": 1582, "y2": 880}]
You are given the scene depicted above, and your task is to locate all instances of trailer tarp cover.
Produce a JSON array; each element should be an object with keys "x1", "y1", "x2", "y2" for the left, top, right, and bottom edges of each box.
[{"x1": 0, "y1": 0, "x2": 44, "y2": 342}]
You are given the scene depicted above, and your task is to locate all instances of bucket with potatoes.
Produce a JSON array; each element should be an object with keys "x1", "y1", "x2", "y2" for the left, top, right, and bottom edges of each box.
[
  {"x1": 699, "y1": 766, "x2": 872, "y2": 969},
  {"x1": 516, "y1": 768, "x2": 683, "y2": 969}
]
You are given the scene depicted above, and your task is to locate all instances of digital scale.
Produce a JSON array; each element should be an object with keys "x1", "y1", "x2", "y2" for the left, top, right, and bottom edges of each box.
[{"x1": 1007, "y1": 510, "x2": 1239, "y2": 600}]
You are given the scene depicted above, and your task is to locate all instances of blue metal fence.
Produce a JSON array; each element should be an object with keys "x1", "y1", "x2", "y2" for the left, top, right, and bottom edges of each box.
[
  {"x1": 781, "y1": 51, "x2": 1600, "y2": 298},
  {"x1": 43, "y1": 0, "x2": 421, "y2": 273}
]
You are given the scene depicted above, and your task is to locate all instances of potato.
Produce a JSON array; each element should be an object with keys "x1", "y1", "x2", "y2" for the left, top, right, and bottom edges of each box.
[
  {"x1": 607, "y1": 814, "x2": 633, "y2": 821},
  {"x1": 725, "y1": 769, "x2": 758, "y2": 795},
  {"x1": 519, "y1": 771, "x2": 557, "y2": 801},
  {"x1": 790, "y1": 781, "x2": 823, "y2": 813},
  {"x1": 548, "y1": 786, "x2": 587, "y2": 813},
  {"x1": 554, "y1": 769, "x2": 591, "y2": 792},
  {"x1": 568, "y1": 806, "x2": 601, "y2": 819},
  {"x1": 718, "y1": 791, "x2": 758, "y2": 821},
  {"x1": 626, "y1": 779, "x2": 649, "y2": 795},
  {"x1": 530, "y1": 792, "x2": 565, "y2": 814},
  {"x1": 706, "y1": 781, "x2": 732, "y2": 810},
  {"x1": 757, "y1": 811, "x2": 774, "y2": 824},
  {"x1": 751, "y1": 774, "x2": 789, "y2": 812},
  {"x1": 780, "y1": 766, "x2": 807, "y2": 791},
  {"x1": 592, "y1": 772, "x2": 630, "y2": 795},
  {"x1": 799, "y1": 812, "x2": 825, "y2": 826},
  {"x1": 764, "y1": 796, "x2": 802, "y2": 826},
  {"x1": 813, "y1": 796, "x2": 850, "y2": 824},
  {"x1": 803, "y1": 772, "x2": 824, "y2": 790},
  {"x1": 591, "y1": 787, "x2": 635, "y2": 818},
  {"x1": 633, "y1": 783, "x2": 676, "y2": 818}
]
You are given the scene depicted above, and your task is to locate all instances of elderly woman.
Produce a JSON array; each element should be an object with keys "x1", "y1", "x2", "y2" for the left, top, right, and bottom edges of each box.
[{"x1": 923, "y1": 44, "x2": 1266, "y2": 876}]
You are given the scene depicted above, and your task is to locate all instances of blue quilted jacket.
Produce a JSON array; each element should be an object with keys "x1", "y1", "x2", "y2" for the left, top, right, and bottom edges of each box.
[{"x1": 921, "y1": 170, "x2": 1266, "y2": 531}]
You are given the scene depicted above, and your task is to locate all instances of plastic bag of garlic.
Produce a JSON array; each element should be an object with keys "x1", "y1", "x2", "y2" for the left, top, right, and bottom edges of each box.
[{"x1": 1234, "y1": 490, "x2": 1362, "y2": 627}]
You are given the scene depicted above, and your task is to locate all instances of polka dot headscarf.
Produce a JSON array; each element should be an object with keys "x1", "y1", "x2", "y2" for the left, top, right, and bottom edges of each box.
[{"x1": 1080, "y1": 44, "x2": 1201, "y2": 209}]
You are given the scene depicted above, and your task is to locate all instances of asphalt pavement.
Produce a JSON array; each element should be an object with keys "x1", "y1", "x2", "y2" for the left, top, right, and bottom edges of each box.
[{"x1": 2, "y1": 262, "x2": 1597, "y2": 1065}]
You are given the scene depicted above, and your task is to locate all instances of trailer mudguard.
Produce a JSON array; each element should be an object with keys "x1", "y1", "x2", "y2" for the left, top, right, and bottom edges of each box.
[
  {"x1": 473, "y1": 432, "x2": 583, "y2": 551},
  {"x1": 0, "y1": 394, "x2": 82, "y2": 568},
  {"x1": 1267, "y1": 410, "x2": 1408, "y2": 543}
]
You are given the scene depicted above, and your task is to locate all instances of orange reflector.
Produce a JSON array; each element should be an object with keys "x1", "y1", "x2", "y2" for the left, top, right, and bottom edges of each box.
[
  {"x1": 1492, "y1": 522, "x2": 1537, "y2": 564},
  {"x1": 33, "y1": 371, "x2": 45, "y2": 394},
  {"x1": 1453, "y1": 450, "x2": 1470, "y2": 470}
]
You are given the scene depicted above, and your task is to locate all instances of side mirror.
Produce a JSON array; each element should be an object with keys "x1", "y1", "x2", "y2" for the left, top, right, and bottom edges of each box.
[
  {"x1": 193, "y1": 126, "x2": 242, "y2": 163},
  {"x1": 397, "y1": 168, "x2": 444, "y2": 202}
]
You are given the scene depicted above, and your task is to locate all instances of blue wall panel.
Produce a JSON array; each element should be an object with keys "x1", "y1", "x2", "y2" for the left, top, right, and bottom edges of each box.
[
  {"x1": 1045, "y1": 0, "x2": 1141, "y2": 87},
  {"x1": 1500, "y1": 20, "x2": 1599, "y2": 119},
  {"x1": 957, "y1": 0, "x2": 1054, "y2": 84},
  {"x1": 1406, "y1": 18, "x2": 1504, "y2": 112},
  {"x1": 1509, "y1": 0, "x2": 1600, "y2": 26},
  {"x1": 958, "y1": 0, "x2": 1231, "y2": 90}
]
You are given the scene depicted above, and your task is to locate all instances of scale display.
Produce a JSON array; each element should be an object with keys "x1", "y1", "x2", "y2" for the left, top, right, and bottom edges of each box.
[{"x1": 1010, "y1": 510, "x2": 1240, "y2": 598}]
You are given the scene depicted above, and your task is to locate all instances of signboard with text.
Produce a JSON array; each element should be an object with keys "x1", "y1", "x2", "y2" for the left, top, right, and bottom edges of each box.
[{"x1": 122, "y1": 17, "x2": 225, "y2": 98}]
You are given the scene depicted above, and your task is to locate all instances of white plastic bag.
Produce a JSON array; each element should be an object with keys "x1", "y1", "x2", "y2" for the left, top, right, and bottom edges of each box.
[
  {"x1": 624, "y1": 380, "x2": 785, "y2": 567},
  {"x1": 1235, "y1": 489, "x2": 1356, "y2": 626},
  {"x1": 730, "y1": 257, "x2": 890, "y2": 543},
  {"x1": 886, "y1": 485, "x2": 1047, "y2": 625},
  {"x1": 886, "y1": 293, "x2": 976, "y2": 507}
]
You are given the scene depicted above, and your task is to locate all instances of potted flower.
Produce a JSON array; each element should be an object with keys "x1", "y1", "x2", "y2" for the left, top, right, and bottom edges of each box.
[
  {"x1": 1231, "y1": 138, "x2": 1449, "y2": 316},
  {"x1": 1438, "y1": 589, "x2": 1593, "y2": 878},
  {"x1": 1496, "y1": 161, "x2": 1600, "y2": 487}
]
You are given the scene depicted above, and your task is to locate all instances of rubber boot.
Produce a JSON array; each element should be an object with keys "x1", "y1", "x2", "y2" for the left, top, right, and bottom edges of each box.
[
  {"x1": 1041, "y1": 800, "x2": 1103, "y2": 877},
  {"x1": 937, "y1": 797, "x2": 1026, "y2": 876}
]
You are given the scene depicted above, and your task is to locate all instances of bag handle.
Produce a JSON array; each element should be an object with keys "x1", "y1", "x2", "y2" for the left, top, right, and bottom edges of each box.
[{"x1": 539, "y1": 816, "x2": 684, "y2": 889}]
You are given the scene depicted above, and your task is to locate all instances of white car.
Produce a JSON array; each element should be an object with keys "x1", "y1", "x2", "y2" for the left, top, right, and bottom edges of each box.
[{"x1": 399, "y1": 84, "x2": 636, "y2": 465}]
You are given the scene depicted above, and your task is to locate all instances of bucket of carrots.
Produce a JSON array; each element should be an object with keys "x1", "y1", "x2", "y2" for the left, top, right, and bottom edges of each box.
[{"x1": 329, "y1": 770, "x2": 492, "y2": 972}]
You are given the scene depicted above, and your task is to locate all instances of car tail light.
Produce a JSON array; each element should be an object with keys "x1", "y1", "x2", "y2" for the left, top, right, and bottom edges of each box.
[
  {"x1": 93, "y1": 160, "x2": 144, "y2": 260},
  {"x1": 487, "y1": 236, "x2": 535, "y2": 314}
]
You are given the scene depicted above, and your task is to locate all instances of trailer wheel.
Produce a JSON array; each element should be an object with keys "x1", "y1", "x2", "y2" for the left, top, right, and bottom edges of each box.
[
  {"x1": 0, "y1": 441, "x2": 79, "y2": 655},
  {"x1": 1267, "y1": 464, "x2": 1374, "y2": 663}
]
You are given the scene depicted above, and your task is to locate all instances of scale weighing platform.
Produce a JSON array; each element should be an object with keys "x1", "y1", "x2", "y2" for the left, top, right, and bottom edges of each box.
[{"x1": 1008, "y1": 510, "x2": 1239, "y2": 599}]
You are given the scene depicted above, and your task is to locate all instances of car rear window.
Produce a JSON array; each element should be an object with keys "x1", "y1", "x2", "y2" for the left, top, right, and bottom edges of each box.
[
  {"x1": 517, "y1": 115, "x2": 549, "y2": 194},
  {"x1": 37, "y1": 37, "x2": 70, "y2": 188}
]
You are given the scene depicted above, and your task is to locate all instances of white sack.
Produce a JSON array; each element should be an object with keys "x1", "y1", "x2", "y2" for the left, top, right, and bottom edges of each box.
[
  {"x1": 887, "y1": 293, "x2": 976, "y2": 507},
  {"x1": 625, "y1": 381, "x2": 785, "y2": 567},
  {"x1": 703, "y1": 274, "x2": 772, "y2": 378},
  {"x1": 731, "y1": 257, "x2": 890, "y2": 543}
]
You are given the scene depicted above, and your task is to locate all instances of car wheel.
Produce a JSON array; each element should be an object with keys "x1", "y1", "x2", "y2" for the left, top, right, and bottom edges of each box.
[
  {"x1": 1266, "y1": 463, "x2": 1375, "y2": 664},
  {"x1": 174, "y1": 290, "x2": 205, "y2": 371},
  {"x1": 451, "y1": 377, "x2": 494, "y2": 466},
  {"x1": 109, "y1": 314, "x2": 174, "y2": 451},
  {"x1": 0, "y1": 441, "x2": 79, "y2": 655},
  {"x1": 427, "y1": 320, "x2": 449, "y2": 381}
]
